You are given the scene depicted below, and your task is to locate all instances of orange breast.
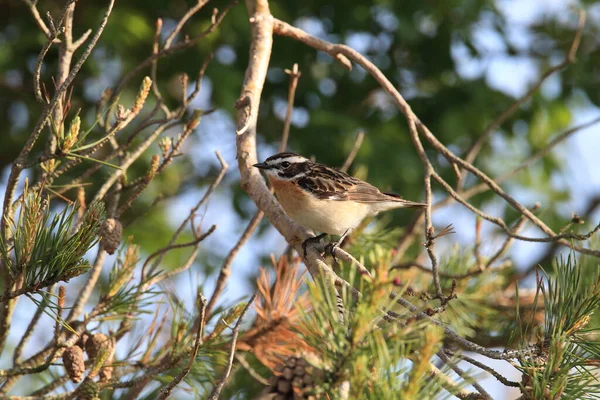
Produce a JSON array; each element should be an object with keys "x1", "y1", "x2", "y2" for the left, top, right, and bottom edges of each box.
[
  {"x1": 269, "y1": 177, "x2": 310, "y2": 214},
  {"x1": 268, "y1": 176, "x2": 366, "y2": 235}
]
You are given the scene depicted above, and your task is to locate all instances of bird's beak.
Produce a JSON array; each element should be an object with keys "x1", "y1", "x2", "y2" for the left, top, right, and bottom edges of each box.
[{"x1": 253, "y1": 162, "x2": 269, "y2": 169}]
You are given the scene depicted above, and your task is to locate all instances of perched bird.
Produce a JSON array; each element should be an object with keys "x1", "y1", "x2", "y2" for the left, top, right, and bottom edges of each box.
[{"x1": 254, "y1": 152, "x2": 426, "y2": 258}]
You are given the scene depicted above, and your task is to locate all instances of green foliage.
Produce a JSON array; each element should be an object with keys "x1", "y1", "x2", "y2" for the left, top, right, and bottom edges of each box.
[
  {"x1": 299, "y1": 260, "x2": 447, "y2": 399},
  {"x1": 517, "y1": 254, "x2": 600, "y2": 399},
  {"x1": 0, "y1": 193, "x2": 105, "y2": 289},
  {"x1": 2, "y1": 0, "x2": 595, "y2": 247}
]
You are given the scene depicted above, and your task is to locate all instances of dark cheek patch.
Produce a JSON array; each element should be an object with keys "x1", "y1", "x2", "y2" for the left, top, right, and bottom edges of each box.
[{"x1": 278, "y1": 162, "x2": 308, "y2": 178}]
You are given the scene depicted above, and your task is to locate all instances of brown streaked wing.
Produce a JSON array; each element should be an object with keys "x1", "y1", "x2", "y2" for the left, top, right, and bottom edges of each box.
[{"x1": 297, "y1": 164, "x2": 396, "y2": 203}]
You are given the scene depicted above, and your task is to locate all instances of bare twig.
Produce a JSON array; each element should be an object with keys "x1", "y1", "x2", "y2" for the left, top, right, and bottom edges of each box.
[
  {"x1": 390, "y1": 291, "x2": 527, "y2": 360},
  {"x1": 428, "y1": 363, "x2": 478, "y2": 400},
  {"x1": 445, "y1": 349, "x2": 521, "y2": 388},
  {"x1": 235, "y1": 353, "x2": 270, "y2": 385},
  {"x1": 141, "y1": 225, "x2": 216, "y2": 282},
  {"x1": 145, "y1": 247, "x2": 199, "y2": 288},
  {"x1": 280, "y1": 63, "x2": 301, "y2": 152},
  {"x1": 143, "y1": 151, "x2": 228, "y2": 280},
  {"x1": 157, "y1": 294, "x2": 207, "y2": 400},
  {"x1": 484, "y1": 205, "x2": 537, "y2": 269},
  {"x1": 21, "y1": 0, "x2": 54, "y2": 40},
  {"x1": 437, "y1": 350, "x2": 492, "y2": 400},
  {"x1": 273, "y1": 16, "x2": 600, "y2": 259},
  {"x1": 392, "y1": 109, "x2": 599, "y2": 263},
  {"x1": 2, "y1": 0, "x2": 115, "y2": 238},
  {"x1": 12, "y1": 285, "x2": 55, "y2": 364},
  {"x1": 208, "y1": 293, "x2": 256, "y2": 399},
  {"x1": 150, "y1": 18, "x2": 170, "y2": 117},
  {"x1": 405, "y1": 115, "x2": 444, "y2": 299},
  {"x1": 66, "y1": 246, "x2": 107, "y2": 323},
  {"x1": 340, "y1": 130, "x2": 365, "y2": 173},
  {"x1": 91, "y1": 120, "x2": 174, "y2": 203},
  {"x1": 206, "y1": 210, "x2": 263, "y2": 315},
  {"x1": 113, "y1": 2, "x2": 236, "y2": 98},
  {"x1": 164, "y1": 0, "x2": 210, "y2": 48},
  {"x1": 458, "y1": 10, "x2": 586, "y2": 188},
  {"x1": 461, "y1": 115, "x2": 600, "y2": 200}
]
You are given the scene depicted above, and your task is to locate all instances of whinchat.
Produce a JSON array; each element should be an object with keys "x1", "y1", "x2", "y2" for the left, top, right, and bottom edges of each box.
[{"x1": 254, "y1": 152, "x2": 426, "y2": 257}]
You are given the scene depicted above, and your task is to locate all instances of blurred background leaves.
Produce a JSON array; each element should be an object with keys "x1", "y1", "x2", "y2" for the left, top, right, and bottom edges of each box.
[{"x1": 1, "y1": 0, "x2": 599, "y2": 317}]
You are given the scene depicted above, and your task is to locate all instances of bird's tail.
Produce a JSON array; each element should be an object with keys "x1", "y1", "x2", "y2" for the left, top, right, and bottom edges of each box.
[{"x1": 383, "y1": 193, "x2": 427, "y2": 208}]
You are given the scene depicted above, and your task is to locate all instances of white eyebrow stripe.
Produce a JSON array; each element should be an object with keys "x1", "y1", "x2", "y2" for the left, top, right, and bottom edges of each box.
[{"x1": 270, "y1": 156, "x2": 307, "y2": 164}]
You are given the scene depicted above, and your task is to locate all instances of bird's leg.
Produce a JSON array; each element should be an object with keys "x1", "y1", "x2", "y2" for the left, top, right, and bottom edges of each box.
[
  {"x1": 325, "y1": 229, "x2": 352, "y2": 263},
  {"x1": 302, "y1": 233, "x2": 327, "y2": 258}
]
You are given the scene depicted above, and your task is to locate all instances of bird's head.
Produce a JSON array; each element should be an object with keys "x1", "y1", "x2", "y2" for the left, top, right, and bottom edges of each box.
[{"x1": 253, "y1": 152, "x2": 311, "y2": 180}]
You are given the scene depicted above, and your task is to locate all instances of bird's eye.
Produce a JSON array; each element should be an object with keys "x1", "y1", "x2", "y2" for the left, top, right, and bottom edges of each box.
[{"x1": 281, "y1": 161, "x2": 291, "y2": 168}]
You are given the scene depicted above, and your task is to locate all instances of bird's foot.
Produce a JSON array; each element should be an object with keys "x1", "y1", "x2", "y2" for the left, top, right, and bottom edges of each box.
[
  {"x1": 302, "y1": 233, "x2": 327, "y2": 258},
  {"x1": 324, "y1": 241, "x2": 341, "y2": 263}
]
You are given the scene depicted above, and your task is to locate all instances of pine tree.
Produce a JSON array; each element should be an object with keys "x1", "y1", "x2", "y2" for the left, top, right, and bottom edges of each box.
[{"x1": 1, "y1": 0, "x2": 599, "y2": 399}]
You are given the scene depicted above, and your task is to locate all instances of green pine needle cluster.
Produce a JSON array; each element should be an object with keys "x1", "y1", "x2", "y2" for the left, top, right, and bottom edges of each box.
[
  {"x1": 0, "y1": 193, "x2": 105, "y2": 291},
  {"x1": 298, "y1": 257, "x2": 449, "y2": 400},
  {"x1": 516, "y1": 253, "x2": 600, "y2": 399}
]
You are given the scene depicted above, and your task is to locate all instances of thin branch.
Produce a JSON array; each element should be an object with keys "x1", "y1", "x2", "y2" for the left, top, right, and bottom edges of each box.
[
  {"x1": 390, "y1": 291, "x2": 527, "y2": 360},
  {"x1": 143, "y1": 151, "x2": 228, "y2": 280},
  {"x1": 390, "y1": 260, "x2": 512, "y2": 280},
  {"x1": 272, "y1": 16, "x2": 600, "y2": 259},
  {"x1": 91, "y1": 121, "x2": 175, "y2": 203},
  {"x1": 330, "y1": 246, "x2": 371, "y2": 277},
  {"x1": 206, "y1": 210, "x2": 263, "y2": 315},
  {"x1": 279, "y1": 63, "x2": 301, "y2": 152},
  {"x1": 12, "y1": 285, "x2": 55, "y2": 364},
  {"x1": 461, "y1": 115, "x2": 600, "y2": 200},
  {"x1": 431, "y1": 171, "x2": 600, "y2": 245},
  {"x1": 34, "y1": 10, "x2": 66, "y2": 103},
  {"x1": 428, "y1": 363, "x2": 478, "y2": 400},
  {"x1": 21, "y1": 0, "x2": 54, "y2": 39},
  {"x1": 391, "y1": 111, "x2": 600, "y2": 264},
  {"x1": 235, "y1": 354, "x2": 270, "y2": 385},
  {"x1": 164, "y1": 0, "x2": 210, "y2": 48},
  {"x1": 66, "y1": 246, "x2": 107, "y2": 323},
  {"x1": 459, "y1": 9, "x2": 586, "y2": 188},
  {"x1": 445, "y1": 349, "x2": 521, "y2": 388},
  {"x1": 484, "y1": 207, "x2": 534, "y2": 269},
  {"x1": 1, "y1": 0, "x2": 115, "y2": 238},
  {"x1": 437, "y1": 350, "x2": 492, "y2": 400},
  {"x1": 141, "y1": 225, "x2": 217, "y2": 282},
  {"x1": 150, "y1": 18, "x2": 170, "y2": 117},
  {"x1": 157, "y1": 294, "x2": 207, "y2": 400},
  {"x1": 405, "y1": 112, "x2": 444, "y2": 299},
  {"x1": 145, "y1": 246, "x2": 199, "y2": 287},
  {"x1": 340, "y1": 130, "x2": 364, "y2": 173},
  {"x1": 113, "y1": 2, "x2": 235, "y2": 99},
  {"x1": 208, "y1": 293, "x2": 256, "y2": 400}
]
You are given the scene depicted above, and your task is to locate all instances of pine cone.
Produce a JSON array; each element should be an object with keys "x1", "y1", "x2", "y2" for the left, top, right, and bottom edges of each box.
[
  {"x1": 62, "y1": 345, "x2": 85, "y2": 383},
  {"x1": 262, "y1": 356, "x2": 323, "y2": 400},
  {"x1": 85, "y1": 333, "x2": 115, "y2": 379},
  {"x1": 100, "y1": 218, "x2": 122, "y2": 255}
]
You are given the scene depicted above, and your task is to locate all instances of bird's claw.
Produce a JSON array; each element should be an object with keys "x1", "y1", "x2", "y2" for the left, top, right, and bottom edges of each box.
[
  {"x1": 302, "y1": 233, "x2": 327, "y2": 258},
  {"x1": 324, "y1": 242, "x2": 340, "y2": 263}
]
